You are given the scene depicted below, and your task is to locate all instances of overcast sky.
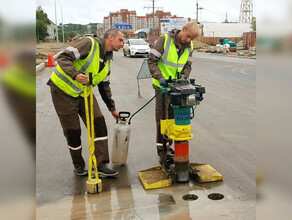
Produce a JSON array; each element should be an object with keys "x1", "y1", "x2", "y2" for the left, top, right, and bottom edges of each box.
[{"x1": 36, "y1": 0, "x2": 257, "y2": 25}]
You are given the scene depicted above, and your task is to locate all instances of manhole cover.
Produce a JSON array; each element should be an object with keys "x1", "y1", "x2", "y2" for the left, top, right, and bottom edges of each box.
[
  {"x1": 182, "y1": 194, "x2": 198, "y2": 201},
  {"x1": 207, "y1": 193, "x2": 224, "y2": 200}
]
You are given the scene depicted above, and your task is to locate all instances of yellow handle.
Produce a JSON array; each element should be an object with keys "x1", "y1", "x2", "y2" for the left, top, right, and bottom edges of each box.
[{"x1": 84, "y1": 85, "x2": 100, "y2": 181}]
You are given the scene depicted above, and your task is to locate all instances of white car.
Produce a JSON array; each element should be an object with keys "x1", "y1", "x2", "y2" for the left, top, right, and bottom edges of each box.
[{"x1": 123, "y1": 39, "x2": 151, "y2": 57}]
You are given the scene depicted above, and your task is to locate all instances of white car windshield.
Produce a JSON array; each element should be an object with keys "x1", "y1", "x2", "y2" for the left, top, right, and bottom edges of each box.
[{"x1": 129, "y1": 40, "x2": 148, "y2": 45}]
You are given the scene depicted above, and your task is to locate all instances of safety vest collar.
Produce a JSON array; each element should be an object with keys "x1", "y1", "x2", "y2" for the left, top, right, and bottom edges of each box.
[{"x1": 161, "y1": 34, "x2": 193, "y2": 69}]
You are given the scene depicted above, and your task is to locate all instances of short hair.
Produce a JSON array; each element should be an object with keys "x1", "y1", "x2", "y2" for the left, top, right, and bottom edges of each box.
[
  {"x1": 184, "y1": 21, "x2": 200, "y2": 38},
  {"x1": 103, "y1": 28, "x2": 122, "y2": 39}
]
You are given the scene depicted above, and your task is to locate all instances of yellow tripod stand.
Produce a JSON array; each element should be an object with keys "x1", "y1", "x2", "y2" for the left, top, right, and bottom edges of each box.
[{"x1": 84, "y1": 73, "x2": 102, "y2": 193}]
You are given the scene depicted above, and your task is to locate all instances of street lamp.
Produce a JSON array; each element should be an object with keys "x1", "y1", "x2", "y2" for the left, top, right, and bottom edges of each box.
[{"x1": 54, "y1": 0, "x2": 59, "y2": 44}]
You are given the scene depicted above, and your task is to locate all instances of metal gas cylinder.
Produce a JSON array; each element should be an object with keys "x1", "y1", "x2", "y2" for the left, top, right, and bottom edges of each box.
[{"x1": 111, "y1": 112, "x2": 131, "y2": 165}]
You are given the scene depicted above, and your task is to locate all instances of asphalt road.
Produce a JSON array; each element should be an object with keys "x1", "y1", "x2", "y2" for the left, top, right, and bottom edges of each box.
[{"x1": 36, "y1": 51, "x2": 256, "y2": 219}]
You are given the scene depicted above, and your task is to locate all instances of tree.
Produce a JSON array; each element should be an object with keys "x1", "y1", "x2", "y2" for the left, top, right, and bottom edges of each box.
[
  {"x1": 36, "y1": 6, "x2": 50, "y2": 41},
  {"x1": 251, "y1": 20, "x2": 256, "y2": 32}
]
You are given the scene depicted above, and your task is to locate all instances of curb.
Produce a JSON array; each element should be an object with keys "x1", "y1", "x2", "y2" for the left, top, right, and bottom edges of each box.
[
  {"x1": 36, "y1": 51, "x2": 63, "y2": 73},
  {"x1": 195, "y1": 51, "x2": 256, "y2": 60}
]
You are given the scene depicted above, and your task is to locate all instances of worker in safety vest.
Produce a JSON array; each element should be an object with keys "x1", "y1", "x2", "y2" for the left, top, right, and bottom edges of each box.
[
  {"x1": 148, "y1": 21, "x2": 200, "y2": 162},
  {"x1": 47, "y1": 28, "x2": 124, "y2": 176},
  {"x1": 1, "y1": 50, "x2": 36, "y2": 159}
]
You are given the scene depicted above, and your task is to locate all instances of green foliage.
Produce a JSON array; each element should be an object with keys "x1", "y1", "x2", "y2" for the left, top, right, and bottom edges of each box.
[
  {"x1": 58, "y1": 31, "x2": 77, "y2": 42},
  {"x1": 36, "y1": 6, "x2": 50, "y2": 23},
  {"x1": 63, "y1": 23, "x2": 88, "y2": 35},
  {"x1": 57, "y1": 23, "x2": 99, "y2": 41},
  {"x1": 36, "y1": 6, "x2": 51, "y2": 41},
  {"x1": 36, "y1": 7, "x2": 100, "y2": 42},
  {"x1": 69, "y1": 31, "x2": 76, "y2": 37},
  {"x1": 251, "y1": 22, "x2": 256, "y2": 32},
  {"x1": 36, "y1": 20, "x2": 49, "y2": 41}
]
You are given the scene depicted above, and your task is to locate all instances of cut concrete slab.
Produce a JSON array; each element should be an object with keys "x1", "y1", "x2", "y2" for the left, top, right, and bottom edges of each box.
[
  {"x1": 189, "y1": 163, "x2": 223, "y2": 183},
  {"x1": 138, "y1": 165, "x2": 172, "y2": 190}
]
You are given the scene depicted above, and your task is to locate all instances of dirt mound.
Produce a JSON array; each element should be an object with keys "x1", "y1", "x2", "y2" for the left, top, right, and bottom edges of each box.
[
  {"x1": 193, "y1": 40, "x2": 209, "y2": 49},
  {"x1": 36, "y1": 41, "x2": 68, "y2": 65},
  {"x1": 237, "y1": 40, "x2": 244, "y2": 46}
]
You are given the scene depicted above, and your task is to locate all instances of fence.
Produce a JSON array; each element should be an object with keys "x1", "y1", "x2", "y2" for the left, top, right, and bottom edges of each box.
[
  {"x1": 242, "y1": 32, "x2": 256, "y2": 48},
  {"x1": 195, "y1": 36, "x2": 242, "y2": 46}
]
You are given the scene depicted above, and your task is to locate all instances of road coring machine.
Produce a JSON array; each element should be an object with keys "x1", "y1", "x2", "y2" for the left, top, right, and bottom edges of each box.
[
  {"x1": 160, "y1": 77, "x2": 205, "y2": 182},
  {"x1": 138, "y1": 77, "x2": 223, "y2": 189}
]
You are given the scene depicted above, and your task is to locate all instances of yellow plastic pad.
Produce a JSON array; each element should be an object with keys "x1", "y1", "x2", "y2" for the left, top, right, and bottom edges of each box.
[
  {"x1": 189, "y1": 163, "x2": 223, "y2": 183},
  {"x1": 86, "y1": 179, "x2": 102, "y2": 194},
  {"x1": 138, "y1": 166, "x2": 172, "y2": 190}
]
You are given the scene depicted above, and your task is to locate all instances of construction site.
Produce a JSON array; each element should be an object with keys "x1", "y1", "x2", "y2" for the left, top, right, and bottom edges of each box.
[
  {"x1": 36, "y1": 48, "x2": 256, "y2": 219},
  {"x1": 35, "y1": 0, "x2": 256, "y2": 219}
]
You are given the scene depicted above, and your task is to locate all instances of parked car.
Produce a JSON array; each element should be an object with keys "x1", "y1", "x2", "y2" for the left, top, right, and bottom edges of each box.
[{"x1": 123, "y1": 39, "x2": 151, "y2": 57}]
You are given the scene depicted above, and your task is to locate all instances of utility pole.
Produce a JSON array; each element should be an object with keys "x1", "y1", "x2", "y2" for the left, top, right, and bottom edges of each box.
[
  {"x1": 224, "y1": 12, "x2": 228, "y2": 23},
  {"x1": 196, "y1": 0, "x2": 198, "y2": 22},
  {"x1": 152, "y1": 0, "x2": 154, "y2": 31},
  {"x1": 61, "y1": 6, "x2": 65, "y2": 44},
  {"x1": 54, "y1": 0, "x2": 59, "y2": 44},
  {"x1": 196, "y1": 0, "x2": 204, "y2": 23},
  {"x1": 144, "y1": 0, "x2": 163, "y2": 33}
]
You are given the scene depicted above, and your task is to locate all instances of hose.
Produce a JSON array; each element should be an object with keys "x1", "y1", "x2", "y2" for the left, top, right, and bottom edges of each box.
[{"x1": 128, "y1": 90, "x2": 161, "y2": 125}]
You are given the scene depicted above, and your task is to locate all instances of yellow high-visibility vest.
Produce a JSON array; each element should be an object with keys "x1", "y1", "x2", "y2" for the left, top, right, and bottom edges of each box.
[
  {"x1": 50, "y1": 37, "x2": 111, "y2": 98},
  {"x1": 2, "y1": 65, "x2": 36, "y2": 98},
  {"x1": 153, "y1": 34, "x2": 193, "y2": 88}
]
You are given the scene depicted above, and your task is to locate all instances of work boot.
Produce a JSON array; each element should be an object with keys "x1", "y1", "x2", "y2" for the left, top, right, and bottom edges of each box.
[
  {"x1": 97, "y1": 164, "x2": 118, "y2": 177},
  {"x1": 74, "y1": 167, "x2": 88, "y2": 176}
]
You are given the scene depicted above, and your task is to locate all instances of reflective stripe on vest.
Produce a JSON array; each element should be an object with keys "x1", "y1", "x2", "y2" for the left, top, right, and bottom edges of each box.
[
  {"x1": 54, "y1": 67, "x2": 83, "y2": 94},
  {"x1": 50, "y1": 37, "x2": 110, "y2": 97},
  {"x1": 153, "y1": 34, "x2": 194, "y2": 88},
  {"x1": 79, "y1": 39, "x2": 97, "y2": 73},
  {"x1": 66, "y1": 46, "x2": 80, "y2": 60}
]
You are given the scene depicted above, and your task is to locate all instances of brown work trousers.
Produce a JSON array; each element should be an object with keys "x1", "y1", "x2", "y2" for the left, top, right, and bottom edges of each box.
[
  {"x1": 154, "y1": 86, "x2": 174, "y2": 155},
  {"x1": 50, "y1": 83, "x2": 109, "y2": 169}
]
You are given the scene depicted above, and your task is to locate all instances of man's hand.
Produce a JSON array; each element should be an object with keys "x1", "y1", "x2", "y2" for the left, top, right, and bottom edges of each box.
[
  {"x1": 75, "y1": 73, "x2": 88, "y2": 84},
  {"x1": 159, "y1": 77, "x2": 168, "y2": 87},
  {"x1": 111, "y1": 110, "x2": 120, "y2": 121}
]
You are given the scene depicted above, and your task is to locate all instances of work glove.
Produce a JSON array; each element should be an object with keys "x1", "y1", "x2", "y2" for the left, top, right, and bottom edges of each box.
[{"x1": 159, "y1": 77, "x2": 168, "y2": 87}]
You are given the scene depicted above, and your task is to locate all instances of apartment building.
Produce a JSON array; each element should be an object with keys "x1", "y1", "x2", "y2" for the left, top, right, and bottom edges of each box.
[
  {"x1": 103, "y1": 9, "x2": 180, "y2": 33},
  {"x1": 146, "y1": 10, "x2": 172, "y2": 30},
  {"x1": 136, "y1": 16, "x2": 147, "y2": 31}
]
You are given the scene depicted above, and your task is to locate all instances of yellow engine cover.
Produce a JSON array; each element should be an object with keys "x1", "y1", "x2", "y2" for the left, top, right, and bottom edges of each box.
[{"x1": 160, "y1": 119, "x2": 193, "y2": 141}]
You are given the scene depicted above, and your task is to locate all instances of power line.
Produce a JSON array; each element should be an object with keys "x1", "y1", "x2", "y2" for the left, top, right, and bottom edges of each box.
[
  {"x1": 143, "y1": 0, "x2": 163, "y2": 31},
  {"x1": 196, "y1": 0, "x2": 204, "y2": 23}
]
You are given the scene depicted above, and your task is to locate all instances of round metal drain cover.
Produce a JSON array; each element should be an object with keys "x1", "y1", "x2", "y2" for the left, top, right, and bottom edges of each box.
[
  {"x1": 208, "y1": 193, "x2": 224, "y2": 200},
  {"x1": 182, "y1": 194, "x2": 198, "y2": 201}
]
